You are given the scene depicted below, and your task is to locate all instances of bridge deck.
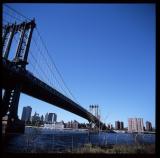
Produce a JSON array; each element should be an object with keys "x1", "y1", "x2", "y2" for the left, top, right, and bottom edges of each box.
[{"x1": 2, "y1": 59, "x2": 102, "y2": 126}]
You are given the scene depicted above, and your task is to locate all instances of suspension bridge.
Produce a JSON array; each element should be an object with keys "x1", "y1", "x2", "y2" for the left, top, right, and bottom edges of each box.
[{"x1": 2, "y1": 5, "x2": 103, "y2": 133}]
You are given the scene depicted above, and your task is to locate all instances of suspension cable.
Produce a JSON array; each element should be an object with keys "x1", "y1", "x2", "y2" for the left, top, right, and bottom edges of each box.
[
  {"x1": 4, "y1": 4, "x2": 32, "y2": 21},
  {"x1": 35, "y1": 28, "x2": 78, "y2": 102},
  {"x1": 3, "y1": 4, "x2": 79, "y2": 103}
]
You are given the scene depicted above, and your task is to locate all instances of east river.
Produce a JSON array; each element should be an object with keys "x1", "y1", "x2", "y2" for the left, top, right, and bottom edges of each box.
[{"x1": 3, "y1": 127, "x2": 155, "y2": 153}]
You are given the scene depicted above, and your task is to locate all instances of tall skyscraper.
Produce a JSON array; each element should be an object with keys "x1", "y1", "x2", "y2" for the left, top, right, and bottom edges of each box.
[
  {"x1": 120, "y1": 121, "x2": 124, "y2": 130},
  {"x1": 115, "y1": 121, "x2": 120, "y2": 130},
  {"x1": 137, "y1": 118, "x2": 144, "y2": 132},
  {"x1": 31, "y1": 112, "x2": 40, "y2": 122},
  {"x1": 53, "y1": 113, "x2": 57, "y2": 122},
  {"x1": 48, "y1": 113, "x2": 57, "y2": 123},
  {"x1": 41, "y1": 115, "x2": 44, "y2": 122},
  {"x1": 115, "y1": 121, "x2": 124, "y2": 130},
  {"x1": 146, "y1": 121, "x2": 152, "y2": 131},
  {"x1": 21, "y1": 106, "x2": 32, "y2": 122},
  {"x1": 128, "y1": 118, "x2": 144, "y2": 133},
  {"x1": 45, "y1": 113, "x2": 48, "y2": 123}
]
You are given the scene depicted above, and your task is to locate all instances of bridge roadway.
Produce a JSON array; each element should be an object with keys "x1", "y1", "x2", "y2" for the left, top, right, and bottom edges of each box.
[{"x1": 2, "y1": 58, "x2": 103, "y2": 127}]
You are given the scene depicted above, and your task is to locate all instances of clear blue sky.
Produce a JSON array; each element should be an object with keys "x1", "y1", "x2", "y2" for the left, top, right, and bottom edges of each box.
[{"x1": 3, "y1": 3, "x2": 155, "y2": 128}]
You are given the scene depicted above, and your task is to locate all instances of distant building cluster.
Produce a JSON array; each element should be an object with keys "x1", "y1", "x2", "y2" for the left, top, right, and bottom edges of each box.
[
  {"x1": 31, "y1": 112, "x2": 44, "y2": 123},
  {"x1": 43, "y1": 112, "x2": 65, "y2": 129},
  {"x1": 106, "y1": 123, "x2": 113, "y2": 130},
  {"x1": 65, "y1": 120, "x2": 79, "y2": 129},
  {"x1": 21, "y1": 106, "x2": 58, "y2": 127},
  {"x1": 21, "y1": 106, "x2": 81, "y2": 130},
  {"x1": 115, "y1": 121, "x2": 124, "y2": 130},
  {"x1": 44, "y1": 112, "x2": 57, "y2": 124},
  {"x1": 21, "y1": 106, "x2": 154, "y2": 132},
  {"x1": 128, "y1": 118, "x2": 153, "y2": 133}
]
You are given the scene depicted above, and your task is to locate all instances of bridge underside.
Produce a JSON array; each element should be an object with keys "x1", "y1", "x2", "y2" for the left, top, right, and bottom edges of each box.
[{"x1": 2, "y1": 59, "x2": 102, "y2": 127}]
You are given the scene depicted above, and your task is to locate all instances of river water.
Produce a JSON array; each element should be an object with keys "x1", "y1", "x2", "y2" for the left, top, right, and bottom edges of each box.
[{"x1": 4, "y1": 127, "x2": 155, "y2": 153}]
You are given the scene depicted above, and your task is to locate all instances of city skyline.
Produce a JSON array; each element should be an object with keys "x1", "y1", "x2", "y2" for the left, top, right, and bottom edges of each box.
[
  {"x1": 20, "y1": 105, "x2": 154, "y2": 129},
  {"x1": 3, "y1": 4, "x2": 155, "y2": 128}
]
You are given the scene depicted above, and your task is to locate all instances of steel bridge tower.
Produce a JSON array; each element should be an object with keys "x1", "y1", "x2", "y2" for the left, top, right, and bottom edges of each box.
[{"x1": 2, "y1": 20, "x2": 36, "y2": 133}]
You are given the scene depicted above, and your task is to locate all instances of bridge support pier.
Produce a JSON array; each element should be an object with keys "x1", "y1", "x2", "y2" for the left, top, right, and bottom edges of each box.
[
  {"x1": 2, "y1": 85, "x2": 25, "y2": 134},
  {"x1": 2, "y1": 116, "x2": 25, "y2": 134},
  {"x1": 2, "y1": 20, "x2": 36, "y2": 134}
]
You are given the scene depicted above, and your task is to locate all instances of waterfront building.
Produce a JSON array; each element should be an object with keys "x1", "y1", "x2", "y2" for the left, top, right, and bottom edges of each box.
[
  {"x1": 40, "y1": 115, "x2": 44, "y2": 124},
  {"x1": 128, "y1": 118, "x2": 144, "y2": 133},
  {"x1": 65, "y1": 121, "x2": 70, "y2": 128},
  {"x1": 41, "y1": 115, "x2": 44, "y2": 121},
  {"x1": 120, "y1": 122, "x2": 124, "y2": 130},
  {"x1": 45, "y1": 113, "x2": 48, "y2": 123},
  {"x1": 115, "y1": 121, "x2": 120, "y2": 130},
  {"x1": 55, "y1": 121, "x2": 64, "y2": 129},
  {"x1": 65, "y1": 120, "x2": 79, "y2": 129},
  {"x1": 31, "y1": 112, "x2": 40, "y2": 123},
  {"x1": 143, "y1": 126, "x2": 145, "y2": 131},
  {"x1": 21, "y1": 106, "x2": 32, "y2": 122},
  {"x1": 137, "y1": 118, "x2": 144, "y2": 132},
  {"x1": 53, "y1": 113, "x2": 57, "y2": 122},
  {"x1": 72, "y1": 120, "x2": 79, "y2": 129},
  {"x1": 111, "y1": 124, "x2": 113, "y2": 130},
  {"x1": 146, "y1": 121, "x2": 152, "y2": 131},
  {"x1": 128, "y1": 118, "x2": 133, "y2": 132},
  {"x1": 48, "y1": 113, "x2": 57, "y2": 123},
  {"x1": 44, "y1": 121, "x2": 64, "y2": 129},
  {"x1": 107, "y1": 124, "x2": 111, "y2": 129}
]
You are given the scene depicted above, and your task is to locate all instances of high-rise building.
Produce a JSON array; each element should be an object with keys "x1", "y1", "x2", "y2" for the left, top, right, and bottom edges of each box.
[
  {"x1": 65, "y1": 120, "x2": 79, "y2": 129},
  {"x1": 115, "y1": 121, "x2": 120, "y2": 130},
  {"x1": 45, "y1": 113, "x2": 48, "y2": 123},
  {"x1": 48, "y1": 113, "x2": 57, "y2": 123},
  {"x1": 120, "y1": 121, "x2": 124, "y2": 130},
  {"x1": 111, "y1": 124, "x2": 113, "y2": 130},
  {"x1": 115, "y1": 121, "x2": 124, "y2": 130},
  {"x1": 53, "y1": 113, "x2": 57, "y2": 122},
  {"x1": 40, "y1": 115, "x2": 44, "y2": 122},
  {"x1": 107, "y1": 124, "x2": 111, "y2": 129},
  {"x1": 72, "y1": 120, "x2": 79, "y2": 129},
  {"x1": 21, "y1": 106, "x2": 32, "y2": 122},
  {"x1": 146, "y1": 121, "x2": 152, "y2": 131},
  {"x1": 137, "y1": 118, "x2": 144, "y2": 132},
  {"x1": 31, "y1": 112, "x2": 40, "y2": 123},
  {"x1": 128, "y1": 118, "x2": 144, "y2": 133}
]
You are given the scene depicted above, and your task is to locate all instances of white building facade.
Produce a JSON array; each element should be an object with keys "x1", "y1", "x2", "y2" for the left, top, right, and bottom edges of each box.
[
  {"x1": 128, "y1": 118, "x2": 144, "y2": 133},
  {"x1": 44, "y1": 121, "x2": 64, "y2": 129}
]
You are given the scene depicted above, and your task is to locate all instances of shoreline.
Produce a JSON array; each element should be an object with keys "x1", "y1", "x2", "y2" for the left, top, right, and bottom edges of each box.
[{"x1": 25, "y1": 126, "x2": 156, "y2": 134}]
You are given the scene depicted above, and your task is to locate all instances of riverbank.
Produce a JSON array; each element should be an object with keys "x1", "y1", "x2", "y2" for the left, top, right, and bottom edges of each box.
[
  {"x1": 66, "y1": 143, "x2": 155, "y2": 154},
  {"x1": 2, "y1": 131, "x2": 155, "y2": 153}
]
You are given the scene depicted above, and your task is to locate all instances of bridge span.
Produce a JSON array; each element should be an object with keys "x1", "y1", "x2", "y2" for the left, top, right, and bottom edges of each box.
[
  {"x1": 2, "y1": 58, "x2": 102, "y2": 127},
  {"x1": 2, "y1": 18, "x2": 104, "y2": 134}
]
